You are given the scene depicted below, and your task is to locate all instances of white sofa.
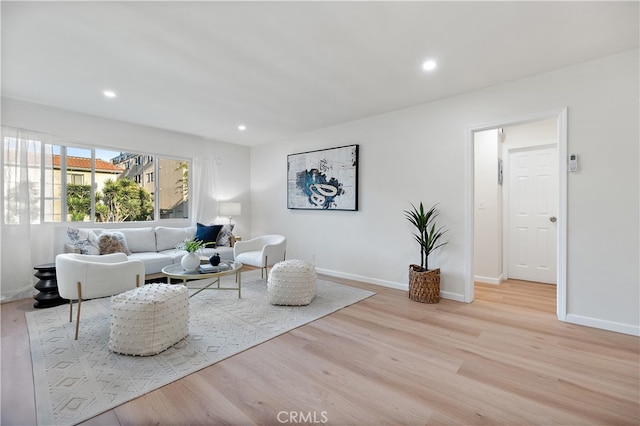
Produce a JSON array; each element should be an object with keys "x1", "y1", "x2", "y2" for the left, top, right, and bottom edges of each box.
[{"x1": 54, "y1": 225, "x2": 235, "y2": 278}]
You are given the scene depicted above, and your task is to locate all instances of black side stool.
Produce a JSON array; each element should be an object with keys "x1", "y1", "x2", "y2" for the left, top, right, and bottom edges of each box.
[{"x1": 33, "y1": 263, "x2": 67, "y2": 308}]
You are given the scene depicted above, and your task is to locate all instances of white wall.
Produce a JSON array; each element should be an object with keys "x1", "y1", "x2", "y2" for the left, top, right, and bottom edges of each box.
[
  {"x1": 474, "y1": 129, "x2": 502, "y2": 284},
  {"x1": 503, "y1": 118, "x2": 557, "y2": 149},
  {"x1": 250, "y1": 49, "x2": 639, "y2": 334},
  {"x1": 1, "y1": 98, "x2": 251, "y2": 301}
]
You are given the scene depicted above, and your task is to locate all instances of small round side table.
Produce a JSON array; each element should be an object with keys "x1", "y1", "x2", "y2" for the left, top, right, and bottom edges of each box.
[{"x1": 33, "y1": 263, "x2": 67, "y2": 308}]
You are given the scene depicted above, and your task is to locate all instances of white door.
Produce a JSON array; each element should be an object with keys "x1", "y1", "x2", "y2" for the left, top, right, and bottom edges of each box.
[{"x1": 508, "y1": 146, "x2": 557, "y2": 284}]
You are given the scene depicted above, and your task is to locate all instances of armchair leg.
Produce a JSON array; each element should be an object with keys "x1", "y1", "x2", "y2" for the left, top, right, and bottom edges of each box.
[
  {"x1": 69, "y1": 300, "x2": 73, "y2": 323},
  {"x1": 136, "y1": 274, "x2": 140, "y2": 288},
  {"x1": 74, "y1": 282, "x2": 82, "y2": 340},
  {"x1": 263, "y1": 256, "x2": 268, "y2": 279}
]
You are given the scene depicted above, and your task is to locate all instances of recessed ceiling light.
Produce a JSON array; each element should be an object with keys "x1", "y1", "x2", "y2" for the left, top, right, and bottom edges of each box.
[
  {"x1": 421, "y1": 60, "x2": 437, "y2": 72},
  {"x1": 238, "y1": 125, "x2": 246, "y2": 131},
  {"x1": 103, "y1": 90, "x2": 116, "y2": 98}
]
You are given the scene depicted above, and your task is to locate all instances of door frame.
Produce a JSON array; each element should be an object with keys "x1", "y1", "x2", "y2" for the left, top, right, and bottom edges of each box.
[{"x1": 465, "y1": 108, "x2": 567, "y2": 321}]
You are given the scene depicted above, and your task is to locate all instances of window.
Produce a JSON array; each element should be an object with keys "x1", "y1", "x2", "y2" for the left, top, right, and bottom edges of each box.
[
  {"x1": 3, "y1": 136, "x2": 45, "y2": 224},
  {"x1": 159, "y1": 159, "x2": 189, "y2": 219},
  {"x1": 2, "y1": 132, "x2": 190, "y2": 224},
  {"x1": 68, "y1": 173, "x2": 84, "y2": 184},
  {"x1": 65, "y1": 147, "x2": 92, "y2": 222}
]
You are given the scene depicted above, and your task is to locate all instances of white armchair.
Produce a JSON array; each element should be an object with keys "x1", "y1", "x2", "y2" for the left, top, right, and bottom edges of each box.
[
  {"x1": 56, "y1": 253, "x2": 145, "y2": 340},
  {"x1": 233, "y1": 235, "x2": 286, "y2": 278}
]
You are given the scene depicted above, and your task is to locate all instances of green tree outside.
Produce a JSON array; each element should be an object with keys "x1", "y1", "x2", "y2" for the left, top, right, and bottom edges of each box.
[
  {"x1": 176, "y1": 161, "x2": 188, "y2": 200},
  {"x1": 67, "y1": 184, "x2": 92, "y2": 222},
  {"x1": 95, "y1": 178, "x2": 154, "y2": 222}
]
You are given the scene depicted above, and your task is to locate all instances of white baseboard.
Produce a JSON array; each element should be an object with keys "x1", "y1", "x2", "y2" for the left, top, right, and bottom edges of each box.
[
  {"x1": 474, "y1": 274, "x2": 503, "y2": 285},
  {"x1": 439, "y1": 290, "x2": 466, "y2": 302},
  {"x1": 316, "y1": 267, "x2": 466, "y2": 302},
  {"x1": 565, "y1": 314, "x2": 640, "y2": 336},
  {"x1": 316, "y1": 267, "x2": 407, "y2": 290}
]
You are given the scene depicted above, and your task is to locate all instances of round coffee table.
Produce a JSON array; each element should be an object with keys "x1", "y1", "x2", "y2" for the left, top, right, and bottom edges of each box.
[{"x1": 161, "y1": 261, "x2": 243, "y2": 298}]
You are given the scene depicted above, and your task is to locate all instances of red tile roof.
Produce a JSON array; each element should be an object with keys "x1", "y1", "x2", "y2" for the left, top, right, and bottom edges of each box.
[{"x1": 52, "y1": 155, "x2": 123, "y2": 173}]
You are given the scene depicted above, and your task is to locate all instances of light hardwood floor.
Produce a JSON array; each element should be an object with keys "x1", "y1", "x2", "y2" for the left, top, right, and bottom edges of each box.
[{"x1": 2, "y1": 277, "x2": 638, "y2": 425}]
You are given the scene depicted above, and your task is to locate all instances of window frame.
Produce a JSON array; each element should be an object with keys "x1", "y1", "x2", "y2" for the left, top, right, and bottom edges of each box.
[{"x1": 2, "y1": 136, "x2": 191, "y2": 224}]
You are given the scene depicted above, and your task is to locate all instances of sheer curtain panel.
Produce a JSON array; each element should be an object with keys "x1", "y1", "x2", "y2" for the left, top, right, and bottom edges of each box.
[
  {"x1": 192, "y1": 156, "x2": 219, "y2": 225},
  {"x1": 1, "y1": 127, "x2": 55, "y2": 302}
]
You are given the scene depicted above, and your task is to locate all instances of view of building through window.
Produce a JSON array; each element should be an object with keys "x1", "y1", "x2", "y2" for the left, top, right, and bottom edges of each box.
[{"x1": 3, "y1": 137, "x2": 189, "y2": 224}]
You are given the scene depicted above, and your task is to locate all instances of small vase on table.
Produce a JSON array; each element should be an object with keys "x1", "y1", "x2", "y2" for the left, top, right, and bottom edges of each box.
[{"x1": 181, "y1": 252, "x2": 200, "y2": 273}]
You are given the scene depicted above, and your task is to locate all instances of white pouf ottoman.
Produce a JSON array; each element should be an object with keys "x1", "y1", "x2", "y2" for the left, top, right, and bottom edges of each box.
[
  {"x1": 267, "y1": 259, "x2": 317, "y2": 306},
  {"x1": 109, "y1": 283, "x2": 189, "y2": 356}
]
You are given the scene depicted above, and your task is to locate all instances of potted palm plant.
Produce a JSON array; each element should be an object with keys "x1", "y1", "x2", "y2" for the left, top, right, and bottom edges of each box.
[{"x1": 404, "y1": 202, "x2": 448, "y2": 303}]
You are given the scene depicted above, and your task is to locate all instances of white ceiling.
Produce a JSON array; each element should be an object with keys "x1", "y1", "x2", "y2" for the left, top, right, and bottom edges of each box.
[{"x1": 2, "y1": 1, "x2": 638, "y2": 146}]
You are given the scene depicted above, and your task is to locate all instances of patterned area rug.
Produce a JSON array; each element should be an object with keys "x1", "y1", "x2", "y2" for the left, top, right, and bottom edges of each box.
[{"x1": 26, "y1": 271, "x2": 375, "y2": 425}]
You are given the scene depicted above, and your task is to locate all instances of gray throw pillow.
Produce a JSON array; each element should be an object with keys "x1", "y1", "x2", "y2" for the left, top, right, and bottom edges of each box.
[{"x1": 216, "y1": 224, "x2": 235, "y2": 247}]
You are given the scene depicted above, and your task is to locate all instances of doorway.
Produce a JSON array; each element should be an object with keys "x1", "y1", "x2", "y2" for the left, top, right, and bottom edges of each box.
[{"x1": 466, "y1": 109, "x2": 567, "y2": 320}]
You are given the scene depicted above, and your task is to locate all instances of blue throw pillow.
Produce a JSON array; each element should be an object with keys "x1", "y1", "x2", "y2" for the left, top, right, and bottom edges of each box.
[{"x1": 195, "y1": 223, "x2": 223, "y2": 246}]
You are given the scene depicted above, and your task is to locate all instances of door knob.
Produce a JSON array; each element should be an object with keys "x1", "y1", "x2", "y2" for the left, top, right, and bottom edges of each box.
[{"x1": 549, "y1": 216, "x2": 557, "y2": 223}]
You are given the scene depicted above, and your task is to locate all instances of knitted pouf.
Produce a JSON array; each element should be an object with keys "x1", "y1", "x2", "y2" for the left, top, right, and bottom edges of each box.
[
  {"x1": 267, "y1": 259, "x2": 317, "y2": 306},
  {"x1": 109, "y1": 283, "x2": 189, "y2": 356}
]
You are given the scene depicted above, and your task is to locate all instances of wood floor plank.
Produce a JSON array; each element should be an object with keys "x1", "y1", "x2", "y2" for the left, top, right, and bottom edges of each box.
[
  {"x1": 1, "y1": 298, "x2": 37, "y2": 426},
  {"x1": 1, "y1": 278, "x2": 638, "y2": 425}
]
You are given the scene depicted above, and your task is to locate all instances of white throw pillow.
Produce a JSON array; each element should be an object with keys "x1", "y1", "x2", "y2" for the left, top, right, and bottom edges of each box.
[{"x1": 66, "y1": 228, "x2": 100, "y2": 255}]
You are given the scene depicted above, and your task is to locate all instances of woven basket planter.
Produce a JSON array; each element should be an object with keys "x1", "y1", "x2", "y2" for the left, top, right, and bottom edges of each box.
[{"x1": 408, "y1": 264, "x2": 440, "y2": 303}]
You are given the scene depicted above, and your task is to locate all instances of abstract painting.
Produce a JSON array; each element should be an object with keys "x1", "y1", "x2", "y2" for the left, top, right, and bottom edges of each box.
[{"x1": 287, "y1": 144, "x2": 358, "y2": 210}]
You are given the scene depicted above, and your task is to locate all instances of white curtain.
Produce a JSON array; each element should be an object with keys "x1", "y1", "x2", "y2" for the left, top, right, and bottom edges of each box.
[
  {"x1": 1, "y1": 126, "x2": 54, "y2": 303},
  {"x1": 191, "y1": 156, "x2": 220, "y2": 225}
]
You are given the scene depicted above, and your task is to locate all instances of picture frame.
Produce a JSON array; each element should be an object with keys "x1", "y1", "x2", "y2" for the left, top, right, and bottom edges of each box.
[{"x1": 287, "y1": 144, "x2": 359, "y2": 211}]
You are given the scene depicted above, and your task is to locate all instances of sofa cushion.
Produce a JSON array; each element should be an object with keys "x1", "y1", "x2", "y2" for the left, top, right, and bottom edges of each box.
[
  {"x1": 157, "y1": 249, "x2": 189, "y2": 265},
  {"x1": 115, "y1": 227, "x2": 156, "y2": 253},
  {"x1": 234, "y1": 250, "x2": 263, "y2": 266},
  {"x1": 98, "y1": 232, "x2": 131, "y2": 255},
  {"x1": 195, "y1": 223, "x2": 223, "y2": 247},
  {"x1": 128, "y1": 252, "x2": 174, "y2": 275},
  {"x1": 155, "y1": 226, "x2": 196, "y2": 251}
]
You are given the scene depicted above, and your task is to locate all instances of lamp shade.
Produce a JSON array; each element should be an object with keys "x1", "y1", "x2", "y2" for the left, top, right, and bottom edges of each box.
[{"x1": 219, "y1": 202, "x2": 241, "y2": 217}]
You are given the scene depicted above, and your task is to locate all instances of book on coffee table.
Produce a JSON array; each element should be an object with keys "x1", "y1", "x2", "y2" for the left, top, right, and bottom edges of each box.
[{"x1": 199, "y1": 263, "x2": 230, "y2": 274}]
